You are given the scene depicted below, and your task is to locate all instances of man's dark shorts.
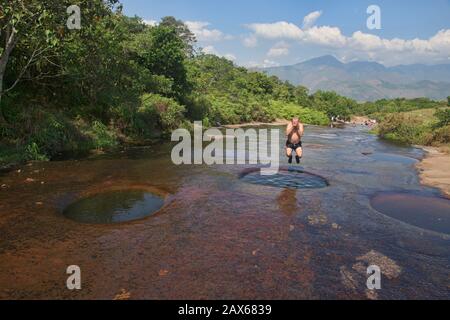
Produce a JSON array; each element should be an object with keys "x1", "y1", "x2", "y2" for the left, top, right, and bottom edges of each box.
[{"x1": 286, "y1": 140, "x2": 303, "y2": 151}]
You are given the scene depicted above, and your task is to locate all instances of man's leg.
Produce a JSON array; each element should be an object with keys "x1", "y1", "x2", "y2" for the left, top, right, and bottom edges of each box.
[
  {"x1": 286, "y1": 148, "x2": 293, "y2": 164},
  {"x1": 295, "y1": 147, "x2": 303, "y2": 164}
]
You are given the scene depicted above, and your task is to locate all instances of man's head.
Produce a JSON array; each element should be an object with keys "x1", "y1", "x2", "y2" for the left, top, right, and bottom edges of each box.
[{"x1": 292, "y1": 118, "x2": 299, "y2": 127}]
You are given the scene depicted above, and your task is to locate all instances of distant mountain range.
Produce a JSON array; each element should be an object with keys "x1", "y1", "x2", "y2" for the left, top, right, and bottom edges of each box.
[{"x1": 259, "y1": 55, "x2": 450, "y2": 101}]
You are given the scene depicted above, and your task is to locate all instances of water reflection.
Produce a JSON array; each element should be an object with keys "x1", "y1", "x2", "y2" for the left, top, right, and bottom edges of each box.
[
  {"x1": 277, "y1": 189, "x2": 299, "y2": 216},
  {"x1": 63, "y1": 190, "x2": 165, "y2": 224},
  {"x1": 371, "y1": 192, "x2": 450, "y2": 235}
]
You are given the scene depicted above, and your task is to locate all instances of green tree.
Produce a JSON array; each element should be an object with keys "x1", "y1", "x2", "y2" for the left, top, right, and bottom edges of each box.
[
  {"x1": 310, "y1": 90, "x2": 354, "y2": 120},
  {"x1": 0, "y1": 0, "x2": 119, "y2": 122},
  {"x1": 130, "y1": 25, "x2": 191, "y2": 100},
  {"x1": 0, "y1": 0, "x2": 61, "y2": 122},
  {"x1": 160, "y1": 16, "x2": 196, "y2": 56}
]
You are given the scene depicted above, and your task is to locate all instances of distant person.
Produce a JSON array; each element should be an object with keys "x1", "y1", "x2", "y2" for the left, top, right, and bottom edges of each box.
[{"x1": 286, "y1": 117, "x2": 304, "y2": 164}]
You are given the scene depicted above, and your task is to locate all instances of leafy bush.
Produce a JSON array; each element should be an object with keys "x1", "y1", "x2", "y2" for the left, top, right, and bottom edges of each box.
[
  {"x1": 138, "y1": 93, "x2": 186, "y2": 133},
  {"x1": 207, "y1": 96, "x2": 241, "y2": 125},
  {"x1": 356, "y1": 98, "x2": 447, "y2": 117},
  {"x1": 24, "y1": 142, "x2": 48, "y2": 161},
  {"x1": 435, "y1": 108, "x2": 450, "y2": 128},
  {"x1": 378, "y1": 113, "x2": 428, "y2": 145},
  {"x1": 269, "y1": 101, "x2": 329, "y2": 125},
  {"x1": 87, "y1": 121, "x2": 118, "y2": 150},
  {"x1": 23, "y1": 111, "x2": 84, "y2": 157},
  {"x1": 184, "y1": 95, "x2": 211, "y2": 121},
  {"x1": 430, "y1": 125, "x2": 450, "y2": 144}
]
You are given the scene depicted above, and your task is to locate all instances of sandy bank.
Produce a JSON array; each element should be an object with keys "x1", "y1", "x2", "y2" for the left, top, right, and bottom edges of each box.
[{"x1": 417, "y1": 146, "x2": 450, "y2": 197}]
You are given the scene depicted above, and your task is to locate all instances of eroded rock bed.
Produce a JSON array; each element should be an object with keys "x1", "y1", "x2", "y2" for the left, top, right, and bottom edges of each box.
[{"x1": 0, "y1": 125, "x2": 449, "y2": 300}]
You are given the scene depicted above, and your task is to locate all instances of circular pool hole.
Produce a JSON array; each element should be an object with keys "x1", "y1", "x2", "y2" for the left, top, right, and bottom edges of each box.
[
  {"x1": 63, "y1": 190, "x2": 165, "y2": 224},
  {"x1": 370, "y1": 192, "x2": 450, "y2": 235},
  {"x1": 240, "y1": 168, "x2": 329, "y2": 190}
]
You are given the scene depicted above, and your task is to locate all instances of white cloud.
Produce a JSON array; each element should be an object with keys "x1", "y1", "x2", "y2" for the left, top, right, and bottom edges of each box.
[
  {"x1": 202, "y1": 45, "x2": 218, "y2": 55},
  {"x1": 201, "y1": 46, "x2": 236, "y2": 62},
  {"x1": 303, "y1": 26, "x2": 347, "y2": 48},
  {"x1": 243, "y1": 34, "x2": 258, "y2": 48},
  {"x1": 245, "y1": 59, "x2": 280, "y2": 68},
  {"x1": 261, "y1": 59, "x2": 280, "y2": 68},
  {"x1": 246, "y1": 21, "x2": 304, "y2": 40},
  {"x1": 224, "y1": 53, "x2": 237, "y2": 61},
  {"x1": 303, "y1": 11, "x2": 322, "y2": 29},
  {"x1": 245, "y1": 14, "x2": 450, "y2": 65},
  {"x1": 267, "y1": 41, "x2": 290, "y2": 57},
  {"x1": 143, "y1": 19, "x2": 158, "y2": 26},
  {"x1": 246, "y1": 21, "x2": 346, "y2": 48},
  {"x1": 344, "y1": 29, "x2": 450, "y2": 65},
  {"x1": 185, "y1": 21, "x2": 233, "y2": 42},
  {"x1": 267, "y1": 47, "x2": 289, "y2": 57}
]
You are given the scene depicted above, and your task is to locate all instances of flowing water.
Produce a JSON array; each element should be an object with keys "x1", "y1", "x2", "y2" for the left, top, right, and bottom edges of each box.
[{"x1": 0, "y1": 125, "x2": 449, "y2": 299}]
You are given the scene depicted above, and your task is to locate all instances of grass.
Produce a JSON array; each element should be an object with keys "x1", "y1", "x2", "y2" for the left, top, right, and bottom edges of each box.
[
  {"x1": 400, "y1": 108, "x2": 440, "y2": 124},
  {"x1": 376, "y1": 107, "x2": 450, "y2": 147}
]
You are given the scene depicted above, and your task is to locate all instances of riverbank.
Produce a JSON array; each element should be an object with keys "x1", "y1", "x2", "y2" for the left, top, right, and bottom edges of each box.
[
  {"x1": 222, "y1": 119, "x2": 290, "y2": 129},
  {"x1": 0, "y1": 119, "x2": 293, "y2": 170},
  {"x1": 417, "y1": 146, "x2": 450, "y2": 197}
]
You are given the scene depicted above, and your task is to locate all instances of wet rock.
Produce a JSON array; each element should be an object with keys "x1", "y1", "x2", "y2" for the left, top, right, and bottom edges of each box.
[
  {"x1": 340, "y1": 266, "x2": 358, "y2": 290},
  {"x1": 366, "y1": 289, "x2": 378, "y2": 300},
  {"x1": 25, "y1": 178, "x2": 36, "y2": 183},
  {"x1": 332, "y1": 223, "x2": 341, "y2": 230},
  {"x1": 158, "y1": 269, "x2": 169, "y2": 277},
  {"x1": 113, "y1": 289, "x2": 131, "y2": 300},
  {"x1": 307, "y1": 214, "x2": 328, "y2": 226},
  {"x1": 356, "y1": 250, "x2": 402, "y2": 279},
  {"x1": 351, "y1": 262, "x2": 367, "y2": 275}
]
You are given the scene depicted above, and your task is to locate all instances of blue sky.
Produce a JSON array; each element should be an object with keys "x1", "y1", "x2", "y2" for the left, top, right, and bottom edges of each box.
[{"x1": 121, "y1": 0, "x2": 450, "y2": 67}]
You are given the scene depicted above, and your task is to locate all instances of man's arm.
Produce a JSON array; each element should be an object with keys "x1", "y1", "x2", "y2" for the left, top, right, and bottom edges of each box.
[
  {"x1": 299, "y1": 123, "x2": 305, "y2": 137},
  {"x1": 286, "y1": 122, "x2": 294, "y2": 136}
]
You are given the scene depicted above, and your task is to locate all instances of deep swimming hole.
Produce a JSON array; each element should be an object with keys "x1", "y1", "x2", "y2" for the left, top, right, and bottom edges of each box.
[
  {"x1": 239, "y1": 167, "x2": 329, "y2": 190},
  {"x1": 370, "y1": 192, "x2": 450, "y2": 235},
  {"x1": 63, "y1": 190, "x2": 165, "y2": 224}
]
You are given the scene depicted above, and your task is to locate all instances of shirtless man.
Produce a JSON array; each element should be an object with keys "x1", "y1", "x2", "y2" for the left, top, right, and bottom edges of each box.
[{"x1": 286, "y1": 118, "x2": 304, "y2": 164}]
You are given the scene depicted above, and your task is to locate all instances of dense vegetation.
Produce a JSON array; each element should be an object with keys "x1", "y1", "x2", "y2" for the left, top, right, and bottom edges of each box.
[
  {"x1": 1, "y1": 1, "x2": 449, "y2": 166},
  {"x1": 354, "y1": 97, "x2": 450, "y2": 147},
  {"x1": 375, "y1": 106, "x2": 450, "y2": 146},
  {"x1": 355, "y1": 97, "x2": 448, "y2": 118}
]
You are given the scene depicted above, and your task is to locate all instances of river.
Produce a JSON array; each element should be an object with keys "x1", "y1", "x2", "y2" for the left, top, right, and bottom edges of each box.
[{"x1": 0, "y1": 125, "x2": 448, "y2": 299}]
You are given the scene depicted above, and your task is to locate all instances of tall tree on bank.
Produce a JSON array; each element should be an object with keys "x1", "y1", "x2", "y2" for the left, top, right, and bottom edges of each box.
[
  {"x1": 160, "y1": 16, "x2": 196, "y2": 56},
  {"x1": 0, "y1": 0, "x2": 119, "y2": 123},
  {"x1": 130, "y1": 25, "x2": 192, "y2": 101}
]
